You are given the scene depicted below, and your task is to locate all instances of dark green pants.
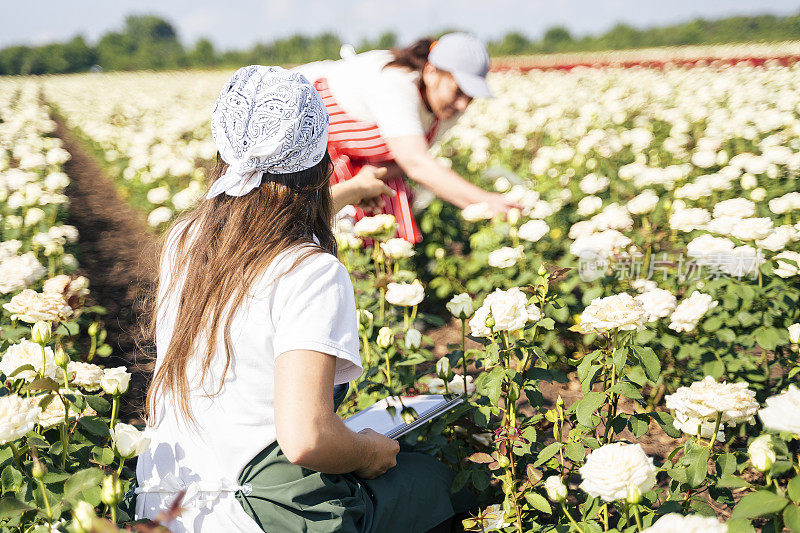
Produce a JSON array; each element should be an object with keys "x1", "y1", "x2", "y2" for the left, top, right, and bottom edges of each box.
[{"x1": 234, "y1": 384, "x2": 475, "y2": 532}]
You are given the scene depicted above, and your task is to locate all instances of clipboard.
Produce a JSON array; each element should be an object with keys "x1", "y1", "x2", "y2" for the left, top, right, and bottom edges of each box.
[{"x1": 343, "y1": 394, "x2": 466, "y2": 439}]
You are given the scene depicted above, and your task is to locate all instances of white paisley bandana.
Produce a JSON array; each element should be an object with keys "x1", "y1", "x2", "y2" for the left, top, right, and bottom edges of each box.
[{"x1": 206, "y1": 65, "x2": 329, "y2": 199}]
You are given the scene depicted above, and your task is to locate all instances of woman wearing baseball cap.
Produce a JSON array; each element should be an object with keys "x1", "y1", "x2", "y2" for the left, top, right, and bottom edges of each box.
[{"x1": 296, "y1": 33, "x2": 516, "y2": 243}]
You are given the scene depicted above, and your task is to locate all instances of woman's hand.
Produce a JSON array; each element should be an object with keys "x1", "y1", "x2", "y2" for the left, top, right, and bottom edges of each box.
[
  {"x1": 481, "y1": 192, "x2": 522, "y2": 216},
  {"x1": 330, "y1": 166, "x2": 395, "y2": 213},
  {"x1": 353, "y1": 428, "x2": 400, "y2": 479}
]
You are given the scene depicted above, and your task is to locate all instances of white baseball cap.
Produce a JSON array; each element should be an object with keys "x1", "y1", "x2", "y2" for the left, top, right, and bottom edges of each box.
[{"x1": 428, "y1": 33, "x2": 492, "y2": 98}]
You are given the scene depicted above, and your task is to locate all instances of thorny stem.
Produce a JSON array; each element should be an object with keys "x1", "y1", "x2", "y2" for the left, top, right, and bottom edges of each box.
[
  {"x1": 708, "y1": 411, "x2": 723, "y2": 449},
  {"x1": 561, "y1": 501, "x2": 585, "y2": 533},
  {"x1": 461, "y1": 319, "x2": 468, "y2": 397}
]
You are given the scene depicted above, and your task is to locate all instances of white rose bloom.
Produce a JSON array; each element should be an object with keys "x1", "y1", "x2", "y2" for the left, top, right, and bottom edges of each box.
[
  {"x1": 686, "y1": 235, "x2": 735, "y2": 265},
  {"x1": 446, "y1": 293, "x2": 474, "y2": 319},
  {"x1": 380, "y1": 238, "x2": 415, "y2": 260},
  {"x1": 147, "y1": 206, "x2": 173, "y2": 227},
  {"x1": 38, "y1": 392, "x2": 96, "y2": 428},
  {"x1": 480, "y1": 504, "x2": 511, "y2": 531},
  {"x1": 579, "y1": 173, "x2": 610, "y2": 194},
  {"x1": 376, "y1": 327, "x2": 394, "y2": 349},
  {"x1": 705, "y1": 216, "x2": 740, "y2": 236},
  {"x1": 543, "y1": 476, "x2": 568, "y2": 502},
  {"x1": 0, "y1": 240, "x2": 23, "y2": 260},
  {"x1": 518, "y1": 220, "x2": 549, "y2": 242},
  {"x1": 461, "y1": 202, "x2": 494, "y2": 222},
  {"x1": 2, "y1": 289, "x2": 73, "y2": 323},
  {"x1": 579, "y1": 443, "x2": 656, "y2": 502},
  {"x1": 0, "y1": 394, "x2": 41, "y2": 444},
  {"x1": 756, "y1": 226, "x2": 796, "y2": 252},
  {"x1": 568, "y1": 220, "x2": 598, "y2": 239},
  {"x1": 44, "y1": 171, "x2": 70, "y2": 190},
  {"x1": 591, "y1": 203, "x2": 633, "y2": 232},
  {"x1": 1, "y1": 339, "x2": 58, "y2": 381},
  {"x1": 666, "y1": 376, "x2": 758, "y2": 438},
  {"x1": 427, "y1": 377, "x2": 447, "y2": 394},
  {"x1": 110, "y1": 422, "x2": 151, "y2": 458},
  {"x1": 759, "y1": 385, "x2": 800, "y2": 434},
  {"x1": 772, "y1": 251, "x2": 800, "y2": 278},
  {"x1": 43, "y1": 275, "x2": 71, "y2": 295},
  {"x1": 526, "y1": 304, "x2": 542, "y2": 322},
  {"x1": 577, "y1": 293, "x2": 648, "y2": 334},
  {"x1": 404, "y1": 328, "x2": 422, "y2": 350},
  {"x1": 789, "y1": 323, "x2": 800, "y2": 344},
  {"x1": 354, "y1": 214, "x2": 396, "y2": 236},
  {"x1": 448, "y1": 374, "x2": 475, "y2": 395},
  {"x1": 487, "y1": 246, "x2": 524, "y2": 268},
  {"x1": 712, "y1": 198, "x2": 755, "y2": 219},
  {"x1": 0, "y1": 253, "x2": 46, "y2": 294},
  {"x1": 24, "y1": 207, "x2": 45, "y2": 226},
  {"x1": 469, "y1": 287, "x2": 529, "y2": 337},
  {"x1": 146, "y1": 186, "x2": 171, "y2": 205},
  {"x1": 731, "y1": 217, "x2": 774, "y2": 241},
  {"x1": 669, "y1": 208, "x2": 710, "y2": 232},
  {"x1": 577, "y1": 195, "x2": 603, "y2": 216},
  {"x1": 65, "y1": 361, "x2": 105, "y2": 392},
  {"x1": 748, "y1": 434, "x2": 776, "y2": 472},
  {"x1": 668, "y1": 291, "x2": 718, "y2": 333},
  {"x1": 627, "y1": 190, "x2": 659, "y2": 215},
  {"x1": 750, "y1": 187, "x2": 767, "y2": 202},
  {"x1": 642, "y1": 513, "x2": 726, "y2": 533},
  {"x1": 570, "y1": 230, "x2": 631, "y2": 260},
  {"x1": 769, "y1": 192, "x2": 800, "y2": 214},
  {"x1": 635, "y1": 289, "x2": 677, "y2": 322},
  {"x1": 630, "y1": 279, "x2": 657, "y2": 293},
  {"x1": 385, "y1": 281, "x2": 424, "y2": 307},
  {"x1": 101, "y1": 366, "x2": 132, "y2": 395},
  {"x1": 719, "y1": 245, "x2": 764, "y2": 278}
]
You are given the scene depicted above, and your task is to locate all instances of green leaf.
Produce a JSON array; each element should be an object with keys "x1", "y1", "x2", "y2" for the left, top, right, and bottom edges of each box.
[
  {"x1": 575, "y1": 391, "x2": 606, "y2": 428},
  {"x1": 628, "y1": 413, "x2": 650, "y2": 438},
  {"x1": 1, "y1": 466, "x2": 22, "y2": 493},
  {"x1": 685, "y1": 445, "x2": 710, "y2": 487},
  {"x1": 533, "y1": 442, "x2": 563, "y2": 467},
  {"x1": 612, "y1": 347, "x2": 628, "y2": 374},
  {"x1": 77, "y1": 416, "x2": 109, "y2": 437},
  {"x1": 730, "y1": 490, "x2": 789, "y2": 519},
  {"x1": 63, "y1": 468, "x2": 104, "y2": 504},
  {"x1": 717, "y1": 475, "x2": 749, "y2": 489},
  {"x1": 788, "y1": 476, "x2": 800, "y2": 503},
  {"x1": 477, "y1": 367, "x2": 504, "y2": 405},
  {"x1": 717, "y1": 453, "x2": 738, "y2": 477},
  {"x1": 725, "y1": 518, "x2": 757, "y2": 533},
  {"x1": 785, "y1": 504, "x2": 800, "y2": 533},
  {"x1": 525, "y1": 492, "x2": 552, "y2": 514},
  {"x1": 0, "y1": 496, "x2": 32, "y2": 519},
  {"x1": 564, "y1": 442, "x2": 586, "y2": 462},
  {"x1": 84, "y1": 395, "x2": 111, "y2": 415},
  {"x1": 650, "y1": 411, "x2": 681, "y2": 438},
  {"x1": 610, "y1": 382, "x2": 643, "y2": 400},
  {"x1": 7, "y1": 364, "x2": 35, "y2": 378},
  {"x1": 632, "y1": 346, "x2": 660, "y2": 382},
  {"x1": 22, "y1": 377, "x2": 60, "y2": 392}
]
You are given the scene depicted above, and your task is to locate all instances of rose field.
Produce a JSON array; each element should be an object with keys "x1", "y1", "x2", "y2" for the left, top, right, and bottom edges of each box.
[{"x1": 2, "y1": 43, "x2": 800, "y2": 532}]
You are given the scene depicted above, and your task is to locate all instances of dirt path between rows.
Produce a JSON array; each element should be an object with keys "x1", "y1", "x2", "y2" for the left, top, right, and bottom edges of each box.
[{"x1": 55, "y1": 117, "x2": 156, "y2": 424}]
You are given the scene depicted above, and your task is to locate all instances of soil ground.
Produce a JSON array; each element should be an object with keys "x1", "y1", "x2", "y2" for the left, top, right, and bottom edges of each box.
[{"x1": 56, "y1": 117, "x2": 157, "y2": 424}]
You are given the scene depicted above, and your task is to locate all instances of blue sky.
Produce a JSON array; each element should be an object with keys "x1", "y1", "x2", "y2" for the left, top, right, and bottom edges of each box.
[{"x1": 2, "y1": 1, "x2": 798, "y2": 50}]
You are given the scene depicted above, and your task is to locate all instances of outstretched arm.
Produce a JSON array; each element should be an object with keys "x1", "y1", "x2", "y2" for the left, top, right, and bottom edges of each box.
[{"x1": 385, "y1": 134, "x2": 518, "y2": 213}]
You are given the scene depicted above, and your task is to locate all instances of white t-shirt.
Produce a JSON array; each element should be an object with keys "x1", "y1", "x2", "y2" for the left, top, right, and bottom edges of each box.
[
  {"x1": 134, "y1": 222, "x2": 362, "y2": 532},
  {"x1": 294, "y1": 50, "x2": 452, "y2": 141}
]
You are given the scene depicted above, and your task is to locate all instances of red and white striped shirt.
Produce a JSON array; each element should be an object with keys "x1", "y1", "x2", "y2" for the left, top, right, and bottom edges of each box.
[{"x1": 314, "y1": 78, "x2": 439, "y2": 244}]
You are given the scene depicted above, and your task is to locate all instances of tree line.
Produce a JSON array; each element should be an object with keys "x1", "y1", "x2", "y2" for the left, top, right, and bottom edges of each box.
[{"x1": 3, "y1": 12, "x2": 800, "y2": 76}]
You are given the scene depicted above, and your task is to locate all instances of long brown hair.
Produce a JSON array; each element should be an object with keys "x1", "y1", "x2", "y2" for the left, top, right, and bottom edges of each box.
[
  {"x1": 385, "y1": 38, "x2": 434, "y2": 73},
  {"x1": 144, "y1": 152, "x2": 335, "y2": 426}
]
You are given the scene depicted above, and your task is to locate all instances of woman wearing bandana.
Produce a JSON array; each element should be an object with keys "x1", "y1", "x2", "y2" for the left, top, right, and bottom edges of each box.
[
  {"x1": 130, "y1": 66, "x2": 474, "y2": 532},
  {"x1": 295, "y1": 33, "x2": 518, "y2": 243}
]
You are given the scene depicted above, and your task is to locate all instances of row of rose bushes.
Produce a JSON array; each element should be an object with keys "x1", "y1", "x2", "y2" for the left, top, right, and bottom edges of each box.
[
  {"x1": 0, "y1": 80, "x2": 168, "y2": 532},
  {"x1": 341, "y1": 211, "x2": 800, "y2": 532}
]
